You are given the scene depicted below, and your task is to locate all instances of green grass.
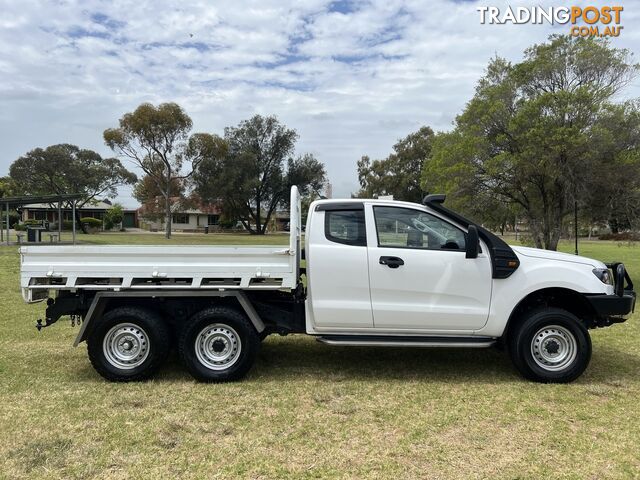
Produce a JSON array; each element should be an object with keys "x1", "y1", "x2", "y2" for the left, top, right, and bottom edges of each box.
[{"x1": 1, "y1": 234, "x2": 639, "y2": 479}]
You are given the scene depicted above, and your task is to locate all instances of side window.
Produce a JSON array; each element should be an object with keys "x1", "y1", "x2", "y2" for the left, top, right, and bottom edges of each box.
[
  {"x1": 373, "y1": 206, "x2": 466, "y2": 251},
  {"x1": 325, "y1": 210, "x2": 366, "y2": 246}
]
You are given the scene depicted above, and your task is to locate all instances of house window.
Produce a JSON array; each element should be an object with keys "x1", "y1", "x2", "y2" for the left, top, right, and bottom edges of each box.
[
  {"x1": 208, "y1": 214, "x2": 220, "y2": 225},
  {"x1": 172, "y1": 213, "x2": 189, "y2": 224}
]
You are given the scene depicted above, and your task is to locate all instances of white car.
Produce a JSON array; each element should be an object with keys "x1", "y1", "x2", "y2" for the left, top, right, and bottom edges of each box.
[{"x1": 21, "y1": 187, "x2": 635, "y2": 383}]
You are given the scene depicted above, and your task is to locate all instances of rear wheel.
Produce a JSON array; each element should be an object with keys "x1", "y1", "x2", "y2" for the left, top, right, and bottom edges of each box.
[
  {"x1": 87, "y1": 307, "x2": 170, "y2": 382},
  {"x1": 178, "y1": 307, "x2": 260, "y2": 382},
  {"x1": 509, "y1": 307, "x2": 591, "y2": 383}
]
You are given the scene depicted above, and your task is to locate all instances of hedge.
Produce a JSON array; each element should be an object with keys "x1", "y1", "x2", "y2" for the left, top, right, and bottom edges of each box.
[{"x1": 80, "y1": 217, "x2": 102, "y2": 228}]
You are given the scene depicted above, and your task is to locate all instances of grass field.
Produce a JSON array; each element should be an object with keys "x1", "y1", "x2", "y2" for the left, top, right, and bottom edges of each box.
[{"x1": 1, "y1": 234, "x2": 639, "y2": 479}]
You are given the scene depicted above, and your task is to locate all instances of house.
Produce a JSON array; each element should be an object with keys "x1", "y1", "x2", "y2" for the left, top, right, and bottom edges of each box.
[
  {"x1": 273, "y1": 210, "x2": 290, "y2": 231},
  {"x1": 21, "y1": 200, "x2": 139, "y2": 228},
  {"x1": 138, "y1": 198, "x2": 292, "y2": 233},
  {"x1": 139, "y1": 200, "x2": 223, "y2": 232}
]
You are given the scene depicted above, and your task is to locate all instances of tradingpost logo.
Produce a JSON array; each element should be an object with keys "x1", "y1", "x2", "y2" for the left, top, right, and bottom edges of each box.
[{"x1": 478, "y1": 5, "x2": 624, "y2": 38}]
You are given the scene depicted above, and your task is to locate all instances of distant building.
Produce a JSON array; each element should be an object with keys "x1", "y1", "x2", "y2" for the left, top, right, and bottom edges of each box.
[
  {"x1": 139, "y1": 199, "x2": 223, "y2": 232},
  {"x1": 20, "y1": 200, "x2": 139, "y2": 228},
  {"x1": 139, "y1": 198, "x2": 292, "y2": 233}
]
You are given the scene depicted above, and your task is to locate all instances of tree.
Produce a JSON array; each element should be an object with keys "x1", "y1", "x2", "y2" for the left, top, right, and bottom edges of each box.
[
  {"x1": 0, "y1": 176, "x2": 16, "y2": 198},
  {"x1": 356, "y1": 126, "x2": 434, "y2": 203},
  {"x1": 579, "y1": 101, "x2": 640, "y2": 233},
  {"x1": 104, "y1": 102, "x2": 226, "y2": 239},
  {"x1": 133, "y1": 174, "x2": 185, "y2": 222},
  {"x1": 104, "y1": 204, "x2": 125, "y2": 230},
  {"x1": 423, "y1": 35, "x2": 639, "y2": 250},
  {"x1": 194, "y1": 115, "x2": 327, "y2": 234},
  {"x1": 9, "y1": 144, "x2": 136, "y2": 231},
  {"x1": 133, "y1": 174, "x2": 185, "y2": 205}
]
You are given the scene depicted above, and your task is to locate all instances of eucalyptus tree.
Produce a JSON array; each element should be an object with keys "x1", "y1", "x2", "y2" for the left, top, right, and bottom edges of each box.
[
  {"x1": 104, "y1": 102, "x2": 226, "y2": 238},
  {"x1": 423, "y1": 35, "x2": 639, "y2": 250}
]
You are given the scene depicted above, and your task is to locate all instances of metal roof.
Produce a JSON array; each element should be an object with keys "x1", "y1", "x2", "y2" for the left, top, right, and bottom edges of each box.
[
  {"x1": 22, "y1": 200, "x2": 113, "y2": 210},
  {"x1": 1, "y1": 193, "x2": 84, "y2": 208}
]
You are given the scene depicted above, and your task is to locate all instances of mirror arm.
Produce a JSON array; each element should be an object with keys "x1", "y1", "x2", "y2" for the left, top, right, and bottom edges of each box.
[{"x1": 466, "y1": 225, "x2": 479, "y2": 259}]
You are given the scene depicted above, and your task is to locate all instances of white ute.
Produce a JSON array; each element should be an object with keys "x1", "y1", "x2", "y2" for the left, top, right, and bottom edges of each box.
[{"x1": 20, "y1": 187, "x2": 636, "y2": 383}]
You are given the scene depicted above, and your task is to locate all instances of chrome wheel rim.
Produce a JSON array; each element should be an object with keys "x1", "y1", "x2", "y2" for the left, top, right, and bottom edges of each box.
[
  {"x1": 195, "y1": 324, "x2": 241, "y2": 371},
  {"x1": 103, "y1": 323, "x2": 150, "y2": 369},
  {"x1": 530, "y1": 325, "x2": 577, "y2": 372}
]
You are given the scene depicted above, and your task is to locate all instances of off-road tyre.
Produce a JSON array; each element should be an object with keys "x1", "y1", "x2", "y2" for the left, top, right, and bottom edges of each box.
[
  {"x1": 508, "y1": 307, "x2": 591, "y2": 383},
  {"x1": 87, "y1": 307, "x2": 171, "y2": 382},
  {"x1": 178, "y1": 306, "x2": 260, "y2": 382}
]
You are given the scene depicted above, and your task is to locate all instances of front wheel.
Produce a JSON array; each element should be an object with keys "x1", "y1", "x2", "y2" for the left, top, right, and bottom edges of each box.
[
  {"x1": 509, "y1": 307, "x2": 592, "y2": 383},
  {"x1": 178, "y1": 307, "x2": 260, "y2": 382}
]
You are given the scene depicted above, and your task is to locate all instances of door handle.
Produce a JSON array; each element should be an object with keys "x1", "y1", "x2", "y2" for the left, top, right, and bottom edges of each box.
[{"x1": 379, "y1": 256, "x2": 404, "y2": 269}]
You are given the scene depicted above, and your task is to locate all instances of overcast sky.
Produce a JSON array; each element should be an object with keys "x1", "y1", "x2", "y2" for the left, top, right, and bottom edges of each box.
[{"x1": 1, "y1": 0, "x2": 639, "y2": 207}]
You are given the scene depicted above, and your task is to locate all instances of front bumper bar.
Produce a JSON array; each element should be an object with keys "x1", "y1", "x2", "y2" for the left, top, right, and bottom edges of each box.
[
  {"x1": 586, "y1": 292, "x2": 635, "y2": 317},
  {"x1": 586, "y1": 262, "x2": 635, "y2": 324}
]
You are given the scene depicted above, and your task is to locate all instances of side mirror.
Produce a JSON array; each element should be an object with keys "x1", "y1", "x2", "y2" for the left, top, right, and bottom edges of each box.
[{"x1": 466, "y1": 225, "x2": 479, "y2": 259}]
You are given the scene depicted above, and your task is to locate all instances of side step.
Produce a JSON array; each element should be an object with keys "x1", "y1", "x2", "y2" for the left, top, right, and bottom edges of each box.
[{"x1": 316, "y1": 335, "x2": 496, "y2": 348}]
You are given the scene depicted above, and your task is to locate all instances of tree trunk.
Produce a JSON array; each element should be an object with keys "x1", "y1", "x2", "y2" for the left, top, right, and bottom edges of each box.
[
  {"x1": 255, "y1": 195, "x2": 264, "y2": 235},
  {"x1": 75, "y1": 216, "x2": 88, "y2": 234},
  {"x1": 540, "y1": 199, "x2": 564, "y2": 251},
  {"x1": 164, "y1": 192, "x2": 171, "y2": 239},
  {"x1": 547, "y1": 227, "x2": 561, "y2": 251},
  {"x1": 527, "y1": 217, "x2": 544, "y2": 249},
  {"x1": 259, "y1": 198, "x2": 280, "y2": 235}
]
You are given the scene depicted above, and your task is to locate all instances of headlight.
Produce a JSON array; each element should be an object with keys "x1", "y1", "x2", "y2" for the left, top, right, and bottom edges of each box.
[{"x1": 592, "y1": 268, "x2": 612, "y2": 285}]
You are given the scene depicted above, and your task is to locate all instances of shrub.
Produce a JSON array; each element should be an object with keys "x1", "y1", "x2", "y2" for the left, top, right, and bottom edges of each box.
[
  {"x1": 15, "y1": 219, "x2": 45, "y2": 231},
  {"x1": 104, "y1": 204, "x2": 124, "y2": 230},
  {"x1": 8, "y1": 212, "x2": 19, "y2": 228},
  {"x1": 80, "y1": 217, "x2": 102, "y2": 229},
  {"x1": 599, "y1": 232, "x2": 640, "y2": 241},
  {"x1": 218, "y1": 219, "x2": 236, "y2": 230}
]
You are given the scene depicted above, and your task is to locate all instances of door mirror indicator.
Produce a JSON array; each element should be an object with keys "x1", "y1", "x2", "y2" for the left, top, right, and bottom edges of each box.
[{"x1": 466, "y1": 226, "x2": 479, "y2": 259}]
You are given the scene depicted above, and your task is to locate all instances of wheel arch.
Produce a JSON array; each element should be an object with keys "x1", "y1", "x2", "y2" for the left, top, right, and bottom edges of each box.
[
  {"x1": 74, "y1": 291, "x2": 265, "y2": 347},
  {"x1": 503, "y1": 287, "x2": 598, "y2": 341}
]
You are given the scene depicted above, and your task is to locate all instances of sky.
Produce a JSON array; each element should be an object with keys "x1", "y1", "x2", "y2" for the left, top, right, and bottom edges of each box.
[{"x1": 1, "y1": 0, "x2": 639, "y2": 208}]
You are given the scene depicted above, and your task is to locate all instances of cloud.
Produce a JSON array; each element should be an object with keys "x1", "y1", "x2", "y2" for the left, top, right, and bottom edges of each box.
[{"x1": 1, "y1": 0, "x2": 639, "y2": 206}]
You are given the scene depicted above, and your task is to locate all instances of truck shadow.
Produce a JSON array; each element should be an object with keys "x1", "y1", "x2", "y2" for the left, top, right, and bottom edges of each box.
[
  {"x1": 255, "y1": 338, "x2": 515, "y2": 383},
  {"x1": 250, "y1": 336, "x2": 640, "y2": 385}
]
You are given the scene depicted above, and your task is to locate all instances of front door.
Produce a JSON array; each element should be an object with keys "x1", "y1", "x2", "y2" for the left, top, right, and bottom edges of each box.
[
  {"x1": 306, "y1": 205, "x2": 374, "y2": 330},
  {"x1": 366, "y1": 205, "x2": 492, "y2": 332}
]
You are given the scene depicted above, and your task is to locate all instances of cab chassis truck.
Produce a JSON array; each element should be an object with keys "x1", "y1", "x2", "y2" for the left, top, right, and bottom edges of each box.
[{"x1": 20, "y1": 187, "x2": 636, "y2": 383}]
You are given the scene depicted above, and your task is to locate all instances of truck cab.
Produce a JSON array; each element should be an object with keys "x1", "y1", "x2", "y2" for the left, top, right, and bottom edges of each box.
[
  {"x1": 306, "y1": 198, "x2": 493, "y2": 334},
  {"x1": 21, "y1": 187, "x2": 636, "y2": 383}
]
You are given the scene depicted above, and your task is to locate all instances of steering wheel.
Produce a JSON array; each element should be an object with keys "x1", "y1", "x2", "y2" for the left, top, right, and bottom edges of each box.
[
  {"x1": 442, "y1": 240, "x2": 460, "y2": 250},
  {"x1": 411, "y1": 217, "x2": 430, "y2": 233}
]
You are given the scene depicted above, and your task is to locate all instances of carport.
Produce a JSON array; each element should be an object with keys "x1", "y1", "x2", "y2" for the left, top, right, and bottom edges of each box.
[{"x1": 1, "y1": 193, "x2": 84, "y2": 245}]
